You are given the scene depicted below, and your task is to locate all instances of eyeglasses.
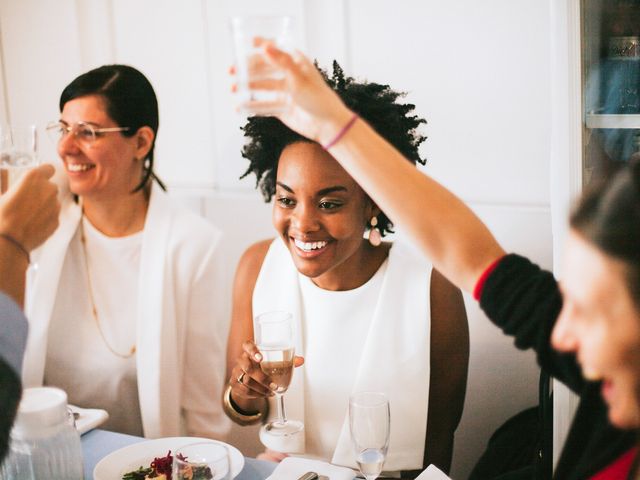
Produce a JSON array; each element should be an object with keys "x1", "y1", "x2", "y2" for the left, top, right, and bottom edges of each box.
[{"x1": 45, "y1": 121, "x2": 130, "y2": 146}]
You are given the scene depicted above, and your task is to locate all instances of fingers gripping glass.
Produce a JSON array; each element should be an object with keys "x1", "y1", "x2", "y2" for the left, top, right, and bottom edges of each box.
[
  {"x1": 254, "y1": 311, "x2": 303, "y2": 437},
  {"x1": 45, "y1": 121, "x2": 130, "y2": 146}
]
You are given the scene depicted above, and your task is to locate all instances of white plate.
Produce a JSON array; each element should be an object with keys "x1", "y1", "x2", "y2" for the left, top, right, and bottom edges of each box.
[
  {"x1": 69, "y1": 404, "x2": 109, "y2": 435},
  {"x1": 93, "y1": 437, "x2": 244, "y2": 479}
]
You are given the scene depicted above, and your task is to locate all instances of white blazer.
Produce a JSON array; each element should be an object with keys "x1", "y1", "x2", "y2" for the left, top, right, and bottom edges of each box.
[{"x1": 23, "y1": 185, "x2": 230, "y2": 439}]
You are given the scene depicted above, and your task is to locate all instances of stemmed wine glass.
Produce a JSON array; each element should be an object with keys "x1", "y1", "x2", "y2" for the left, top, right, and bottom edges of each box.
[
  {"x1": 349, "y1": 392, "x2": 390, "y2": 480},
  {"x1": 254, "y1": 310, "x2": 303, "y2": 436},
  {"x1": 0, "y1": 125, "x2": 38, "y2": 195}
]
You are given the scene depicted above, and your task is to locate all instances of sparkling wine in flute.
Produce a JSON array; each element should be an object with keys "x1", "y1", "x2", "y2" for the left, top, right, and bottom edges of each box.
[
  {"x1": 259, "y1": 346, "x2": 294, "y2": 393},
  {"x1": 254, "y1": 311, "x2": 303, "y2": 438}
]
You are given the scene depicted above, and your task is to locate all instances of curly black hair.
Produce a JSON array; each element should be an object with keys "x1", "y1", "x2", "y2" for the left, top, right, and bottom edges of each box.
[{"x1": 240, "y1": 61, "x2": 427, "y2": 236}]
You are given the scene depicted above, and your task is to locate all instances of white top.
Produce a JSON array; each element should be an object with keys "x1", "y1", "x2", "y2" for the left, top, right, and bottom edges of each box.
[
  {"x1": 25, "y1": 184, "x2": 231, "y2": 440},
  {"x1": 45, "y1": 217, "x2": 143, "y2": 436},
  {"x1": 299, "y1": 262, "x2": 387, "y2": 461},
  {"x1": 253, "y1": 238, "x2": 431, "y2": 471}
]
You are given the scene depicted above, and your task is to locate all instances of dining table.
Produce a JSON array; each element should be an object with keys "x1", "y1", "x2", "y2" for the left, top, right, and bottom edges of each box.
[{"x1": 81, "y1": 429, "x2": 277, "y2": 480}]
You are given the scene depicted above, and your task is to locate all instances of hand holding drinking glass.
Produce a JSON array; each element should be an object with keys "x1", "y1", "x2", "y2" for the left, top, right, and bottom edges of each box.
[
  {"x1": 254, "y1": 311, "x2": 303, "y2": 436},
  {"x1": 0, "y1": 164, "x2": 59, "y2": 252},
  {"x1": 230, "y1": 15, "x2": 294, "y2": 116},
  {"x1": 349, "y1": 392, "x2": 390, "y2": 480},
  {"x1": 229, "y1": 40, "x2": 353, "y2": 146},
  {"x1": 0, "y1": 125, "x2": 38, "y2": 195}
]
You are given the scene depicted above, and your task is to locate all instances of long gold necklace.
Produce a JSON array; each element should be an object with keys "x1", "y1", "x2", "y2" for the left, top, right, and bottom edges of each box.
[{"x1": 79, "y1": 217, "x2": 136, "y2": 359}]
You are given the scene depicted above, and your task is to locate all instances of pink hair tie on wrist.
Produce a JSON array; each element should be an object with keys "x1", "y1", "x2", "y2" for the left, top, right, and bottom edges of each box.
[{"x1": 322, "y1": 113, "x2": 359, "y2": 150}]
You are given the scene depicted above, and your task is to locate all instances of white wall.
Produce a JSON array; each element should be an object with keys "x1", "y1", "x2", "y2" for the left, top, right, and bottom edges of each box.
[{"x1": 0, "y1": 1, "x2": 553, "y2": 478}]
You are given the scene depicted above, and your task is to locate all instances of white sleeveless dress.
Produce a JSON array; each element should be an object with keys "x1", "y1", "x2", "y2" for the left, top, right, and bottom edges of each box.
[{"x1": 252, "y1": 238, "x2": 432, "y2": 471}]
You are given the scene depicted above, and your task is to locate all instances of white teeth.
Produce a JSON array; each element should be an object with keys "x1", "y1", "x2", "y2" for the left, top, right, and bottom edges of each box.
[
  {"x1": 67, "y1": 163, "x2": 93, "y2": 172},
  {"x1": 294, "y1": 239, "x2": 328, "y2": 252}
]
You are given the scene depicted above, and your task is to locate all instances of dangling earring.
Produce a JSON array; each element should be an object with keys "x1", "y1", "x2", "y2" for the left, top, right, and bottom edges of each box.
[{"x1": 368, "y1": 216, "x2": 382, "y2": 247}]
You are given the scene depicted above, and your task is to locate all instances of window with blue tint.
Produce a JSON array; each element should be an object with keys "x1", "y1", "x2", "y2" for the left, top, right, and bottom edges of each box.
[{"x1": 583, "y1": 0, "x2": 640, "y2": 184}]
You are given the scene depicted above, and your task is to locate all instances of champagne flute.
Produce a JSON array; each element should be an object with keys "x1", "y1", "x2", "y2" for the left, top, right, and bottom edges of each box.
[
  {"x1": 0, "y1": 125, "x2": 38, "y2": 194},
  {"x1": 254, "y1": 310, "x2": 303, "y2": 436},
  {"x1": 349, "y1": 392, "x2": 390, "y2": 480},
  {"x1": 172, "y1": 442, "x2": 230, "y2": 480}
]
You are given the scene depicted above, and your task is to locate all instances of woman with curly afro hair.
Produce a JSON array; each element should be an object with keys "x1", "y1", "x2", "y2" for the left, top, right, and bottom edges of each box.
[{"x1": 224, "y1": 62, "x2": 469, "y2": 476}]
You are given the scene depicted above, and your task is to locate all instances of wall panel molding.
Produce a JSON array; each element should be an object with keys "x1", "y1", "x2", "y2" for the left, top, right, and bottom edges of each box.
[{"x1": 549, "y1": 0, "x2": 582, "y2": 469}]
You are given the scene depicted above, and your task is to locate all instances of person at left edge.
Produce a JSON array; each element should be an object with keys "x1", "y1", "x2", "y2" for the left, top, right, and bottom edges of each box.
[
  {"x1": 0, "y1": 164, "x2": 60, "y2": 461},
  {"x1": 22, "y1": 65, "x2": 230, "y2": 440}
]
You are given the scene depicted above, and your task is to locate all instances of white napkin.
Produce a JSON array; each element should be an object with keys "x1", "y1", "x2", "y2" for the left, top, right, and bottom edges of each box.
[
  {"x1": 414, "y1": 465, "x2": 452, "y2": 480},
  {"x1": 68, "y1": 404, "x2": 109, "y2": 435},
  {"x1": 266, "y1": 457, "x2": 356, "y2": 480}
]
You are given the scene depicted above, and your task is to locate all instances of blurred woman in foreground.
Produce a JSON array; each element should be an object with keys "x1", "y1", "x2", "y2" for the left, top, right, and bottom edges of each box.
[{"x1": 237, "y1": 44, "x2": 640, "y2": 479}]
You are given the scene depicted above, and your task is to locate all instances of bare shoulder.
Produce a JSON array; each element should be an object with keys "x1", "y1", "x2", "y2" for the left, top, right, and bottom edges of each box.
[
  {"x1": 430, "y1": 268, "x2": 461, "y2": 300},
  {"x1": 429, "y1": 268, "x2": 468, "y2": 345},
  {"x1": 429, "y1": 266, "x2": 470, "y2": 350},
  {"x1": 234, "y1": 238, "x2": 274, "y2": 290},
  {"x1": 238, "y1": 239, "x2": 273, "y2": 273}
]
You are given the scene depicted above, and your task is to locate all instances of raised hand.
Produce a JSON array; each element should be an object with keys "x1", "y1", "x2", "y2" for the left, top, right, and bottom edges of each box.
[
  {"x1": 0, "y1": 163, "x2": 60, "y2": 253},
  {"x1": 0, "y1": 163, "x2": 60, "y2": 306},
  {"x1": 233, "y1": 40, "x2": 354, "y2": 147}
]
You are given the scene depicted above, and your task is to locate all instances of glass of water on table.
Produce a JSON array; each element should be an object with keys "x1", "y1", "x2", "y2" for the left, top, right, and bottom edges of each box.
[
  {"x1": 0, "y1": 125, "x2": 38, "y2": 194},
  {"x1": 349, "y1": 392, "x2": 390, "y2": 480}
]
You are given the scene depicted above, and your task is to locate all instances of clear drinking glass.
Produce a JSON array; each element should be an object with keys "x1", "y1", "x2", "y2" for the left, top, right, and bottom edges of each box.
[
  {"x1": 230, "y1": 15, "x2": 294, "y2": 116},
  {"x1": 254, "y1": 311, "x2": 303, "y2": 436},
  {"x1": 172, "y1": 442, "x2": 230, "y2": 480},
  {"x1": 349, "y1": 392, "x2": 390, "y2": 480},
  {"x1": 0, "y1": 387, "x2": 83, "y2": 480},
  {"x1": 0, "y1": 125, "x2": 38, "y2": 195}
]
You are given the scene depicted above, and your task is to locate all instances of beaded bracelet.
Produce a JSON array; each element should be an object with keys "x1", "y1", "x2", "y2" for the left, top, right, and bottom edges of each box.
[
  {"x1": 0, "y1": 233, "x2": 29, "y2": 263},
  {"x1": 322, "y1": 113, "x2": 359, "y2": 150}
]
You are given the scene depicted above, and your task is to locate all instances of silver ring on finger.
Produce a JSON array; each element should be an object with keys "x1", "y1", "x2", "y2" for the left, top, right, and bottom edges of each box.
[{"x1": 237, "y1": 371, "x2": 246, "y2": 385}]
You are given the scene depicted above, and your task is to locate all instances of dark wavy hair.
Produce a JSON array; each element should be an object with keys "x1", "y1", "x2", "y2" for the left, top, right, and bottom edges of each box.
[
  {"x1": 571, "y1": 158, "x2": 640, "y2": 310},
  {"x1": 240, "y1": 61, "x2": 427, "y2": 236},
  {"x1": 59, "y1": 64, "x2": 165, "y2": 193}
]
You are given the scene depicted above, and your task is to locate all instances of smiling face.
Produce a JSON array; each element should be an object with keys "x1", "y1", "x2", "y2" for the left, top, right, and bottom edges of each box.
[
  {"x1": 57, "y1": 94, "x2": 146, "y2": 201},
  {"x1": 273, "y1": 141, "x2": 379, "y2": 290},
  {"x1": 552, "y1": 230, "x2": 640, "y2": 428}
]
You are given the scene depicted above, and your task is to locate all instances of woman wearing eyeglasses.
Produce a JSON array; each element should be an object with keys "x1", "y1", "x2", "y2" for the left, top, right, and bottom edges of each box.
[{"x1": 21, "y1": 65, "x2": 230, "y2": 440}]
